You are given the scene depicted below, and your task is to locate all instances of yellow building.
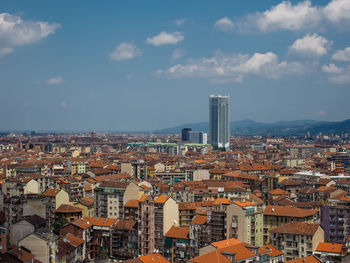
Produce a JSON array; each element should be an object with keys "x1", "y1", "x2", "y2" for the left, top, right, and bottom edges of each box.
[{"x1": 73, "y1": 197, "x2": 94, "y2": 217}]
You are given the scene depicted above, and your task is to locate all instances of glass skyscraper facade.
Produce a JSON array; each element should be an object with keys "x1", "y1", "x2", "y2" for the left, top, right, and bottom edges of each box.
[{"x1": 209, "y1": 95, "x2": 230, "y2": 149}]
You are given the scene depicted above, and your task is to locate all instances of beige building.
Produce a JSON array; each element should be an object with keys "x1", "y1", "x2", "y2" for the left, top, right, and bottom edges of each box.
[
  {"x1": 226, "y1": 200, "x2": 264, "y2": 247},
  {"x1": 18, "y1": 232, "x2": 57, "y2": 263},
  {"x1": 270, "y1": 222, "x2": 324, "y2": 261},
  {"x1": 95, "y1": 181, "x2": 139, "y2": 219},
  {"x1": 42, "y1": 188, "x2": 70, "y2": 210}
]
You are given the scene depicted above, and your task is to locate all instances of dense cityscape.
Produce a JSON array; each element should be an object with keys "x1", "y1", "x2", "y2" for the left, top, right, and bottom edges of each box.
[
  {"x1": 2, "y1": 0, "x2": 350, "y2": 262},
  {"x1": 0, "y1": 95, "x2": 349, "y2": 263}
]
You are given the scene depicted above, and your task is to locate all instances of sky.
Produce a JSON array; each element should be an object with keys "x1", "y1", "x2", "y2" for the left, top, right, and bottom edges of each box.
[{"x1": 0, "y1": 0, "x2": 350, "y2": 132}]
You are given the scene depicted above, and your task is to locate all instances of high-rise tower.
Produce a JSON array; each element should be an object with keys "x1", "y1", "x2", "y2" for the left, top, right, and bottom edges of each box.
[{"x1": 209, "y1": 95, "x2": 230, "y2": 149}]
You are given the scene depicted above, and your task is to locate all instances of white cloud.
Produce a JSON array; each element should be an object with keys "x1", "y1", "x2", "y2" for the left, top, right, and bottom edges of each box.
[
  {"x1": 238, "y1": 0, "x2": 350, "y2": 32},
  {"x1": 170, "y1": 48, "x2": 185, "y2": 62},
  {"x1": 322, "y1": 64, "x2": 343, "y2": 74},
  {"x1": 214, "y1": 17, "x2": 234, "y2": 31},
  {"x1": 110, "y1": 42, "x2": 142, "y2": 61},
  {"x1": 175, "y1": 19, "x2": 186, "y2": 26},
  {"x1": 323, "y1": 0, "x2": 350, "y2": 22},
  {"x1": 255, "y1": 1, "x2": 321, "y2": 31},
  {"x1": 47, "y1": 76, "x2": 64, "y2": 85},
  {"x1": 0, "y1": 13, "x2": 60, "y2": 54},
  {"x1": 322, "y1": 64, "x2": 350, "y2": 84},
  {"x1": 157, "y1": 51, "x2": 307, "y2": 82},
  {"x1": 0, "y1": 47, "x2": 13, "y2": 56},
  {"x1": 332, "y1": 47, "x2": 350, "y2": 61},
  {"x1": 289, "y1": 34, "x2": 331, "y2": 56},
  {"x1": 146, "y1": 31, "x2": 184, "y2": 46}
]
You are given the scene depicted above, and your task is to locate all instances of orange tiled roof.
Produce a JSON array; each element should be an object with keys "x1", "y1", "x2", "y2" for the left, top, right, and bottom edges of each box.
[
  {"x1": 191, "y1": 215, "x2": 207, "y2": 225},
  {"x1": 56, "y1": 204, "x2": 82, "y2": 213},
  {"x1": 213, "y1": 198, "x2": 231, "y2": 205},
  {"x1": 270, "y1": 222, "x2": 320, "y2": 235},
  {"x1": 264, "y1": 205, "x2": 317, "y2": 218},
  {"x1": 315, "y1": 242, "x2": 343, "y2": 254},
  {"x1": 139, "y1": 253, "x2": 169, "y2": 263},
  {"x1": 269, "y1": 188, "x2": 289, "y2": 195},
  {"x1": 125, "y1": 199, "x2": 139, "y2": 208},
  {"x1": 139, "y1": 194, "x2": 149, "y2": 202},
  {"x1": 84, "y1": 217, "x2": 117, "y2": 227},
  {"x1": 73, "y1": 218, "x2": 92, "y2": 229},
  {"x1": 234, "y1": 201, "x2": 256, "y2": 208},
  {"x1": 190, "y1": 242, "x2": 255, "y2": 263},
  {"x1": 8, "y1": 246, "x2": 35, "y2": 262},
  {"x1": 165, "y1": 226, "x2": 190, "y2": 239},
  {"x1": 42, "y1": 188, "x2": 60, "y2": 197},
  {"x1": 212, "y1": 238, "x2": 241, "y2": 249},
  {"x1": 154, "y1": 195, "x2": 168, "y2": 204},
  {"x1": 259, "y1": 244, "x2": 283, "y2": 257},
  {"x1": 114, "y1": 219, "x2": 137, "y2": 231},
  {"x1": 64, "y1": 233, "x2": 84, "y2": 247}
]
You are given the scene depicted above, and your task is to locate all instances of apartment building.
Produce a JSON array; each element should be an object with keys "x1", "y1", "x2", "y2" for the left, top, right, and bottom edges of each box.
[
  {"x1": 321, "y1": 192, "x2": 350, "y2": 244},
  {"x1": 190, "y1": 215, "x2": 212, "y2": 258},
  {"x1": 138, "y1": 195, "x2": 179, "y2": 256},
  {"x1": 269, "y1": 222, "x2": 324, "y2": 261},
  {"x1": 179, "y1": 202, "x2": 196, "y2": 226},
  {"x1": 111, "y1": 219, "x2": 138, "y2": 260},
  {"x1": 94, "y1": 181, "x2": 139, "y2": 219},
  {"x1": 210, "y1": 198, "x2": 231, "y2": 242},
  {"x1": 264, "y1": 205, "x2": 318, "y2": 244},
  {"x1": 226, "y1": 200, "x2": 264, "y2": 247}
]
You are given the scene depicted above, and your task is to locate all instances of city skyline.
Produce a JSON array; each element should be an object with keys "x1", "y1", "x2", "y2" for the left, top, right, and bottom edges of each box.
[{"x1": 1, "y1": 0, "x2": 350, "y2": 131}]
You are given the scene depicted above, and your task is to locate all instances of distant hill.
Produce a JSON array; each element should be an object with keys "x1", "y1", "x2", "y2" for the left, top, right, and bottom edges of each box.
[{"x1": 153, "y1": 119, "x2": 350, "y2": 136}]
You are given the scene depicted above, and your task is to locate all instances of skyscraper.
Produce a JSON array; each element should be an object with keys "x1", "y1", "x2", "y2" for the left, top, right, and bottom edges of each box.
[{"x1": 209, "y1": 95, "x2": 230, "y2": 149}]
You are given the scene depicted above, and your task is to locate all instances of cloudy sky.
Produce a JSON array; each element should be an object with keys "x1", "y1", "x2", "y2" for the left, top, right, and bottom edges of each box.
[{"x1": 1, "y1": 0, "x2": 350, "y2": 132}]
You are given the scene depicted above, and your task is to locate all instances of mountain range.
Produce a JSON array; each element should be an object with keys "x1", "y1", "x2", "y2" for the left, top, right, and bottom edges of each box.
[{"x1": 153, "y1": 119, "x2": 350, "y2": 136}]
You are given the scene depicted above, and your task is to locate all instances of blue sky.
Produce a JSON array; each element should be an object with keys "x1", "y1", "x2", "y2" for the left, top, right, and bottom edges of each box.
[{"x1": 1, "y1": 0, "x2": 350, "y2": 131}]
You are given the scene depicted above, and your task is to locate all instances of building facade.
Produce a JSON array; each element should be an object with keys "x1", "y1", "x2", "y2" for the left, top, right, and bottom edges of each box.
[{"x1": 209, "y1": 95, "x2": 230, "y2": 149}]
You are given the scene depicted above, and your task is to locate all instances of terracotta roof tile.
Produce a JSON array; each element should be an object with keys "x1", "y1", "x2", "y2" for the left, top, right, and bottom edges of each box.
[
  {"x1": 315, "y1": 242, "x2": 343, "y2": 254},
  {"x1": 212, "y1": 238, "x2": 241, "y2": 249},
  {"x1": 165, "y1": 226, "x2": 189, "y2": 239},
  {"x1": 125, "y1": 199, "x2": 139, "y2": 208},
  {"x1": 191, "y1": 215, "x2": 207, "y2": 225},
  {"x1": 264, "y1": 205, "x2": 317, "y2": 218},
  {"x1": 80, "y1": 217, "x2": 117, "y2": 227},
  {"x1": 139, "y1": 194, "x2": 149, "y2": 202},
  {"x1": 270, "y1": 222, "x2": 320, "y2": 235},
  {"x1": 64, "y1": 233, "x2": 84, "y2": 247},
  {"x1": 154, "y1": 195, "x2": 168, "y2": 204},
  {"x1": 138, "y1": 253, "x2": 169, "y2": 263},
  {"x1": 42, "y1": 188, "x2": 60, "y2": 197},
  {"x1": 56, "y1": 204, "x2": 82, "y2": 213},
  {"x1": 258, "y1": 244, "x2": 283, "y2": 257},
  {"x1": 213, "y1": 198, "x2": 231, "y2": 205},
  {"x1": 114, "y1": 219, "x2": 137, "y2": 231},
  {"x1": 234, "y1": 201, "x2": 256, "y2": 208}
]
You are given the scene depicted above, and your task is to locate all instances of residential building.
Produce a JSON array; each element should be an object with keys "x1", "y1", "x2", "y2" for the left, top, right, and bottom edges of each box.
[
  {"x1": 94, "y1": 181, "x2": 139, "y2": 219},
  {"x1": 269, "y1": 222, "x2": 324, "y2": 261},
  {"x1": 264, "y1": 205, "x2": 318, "y2": 244},
  {"x1": 226, "y1": 200, "x2": 264, "y2": 247}
]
